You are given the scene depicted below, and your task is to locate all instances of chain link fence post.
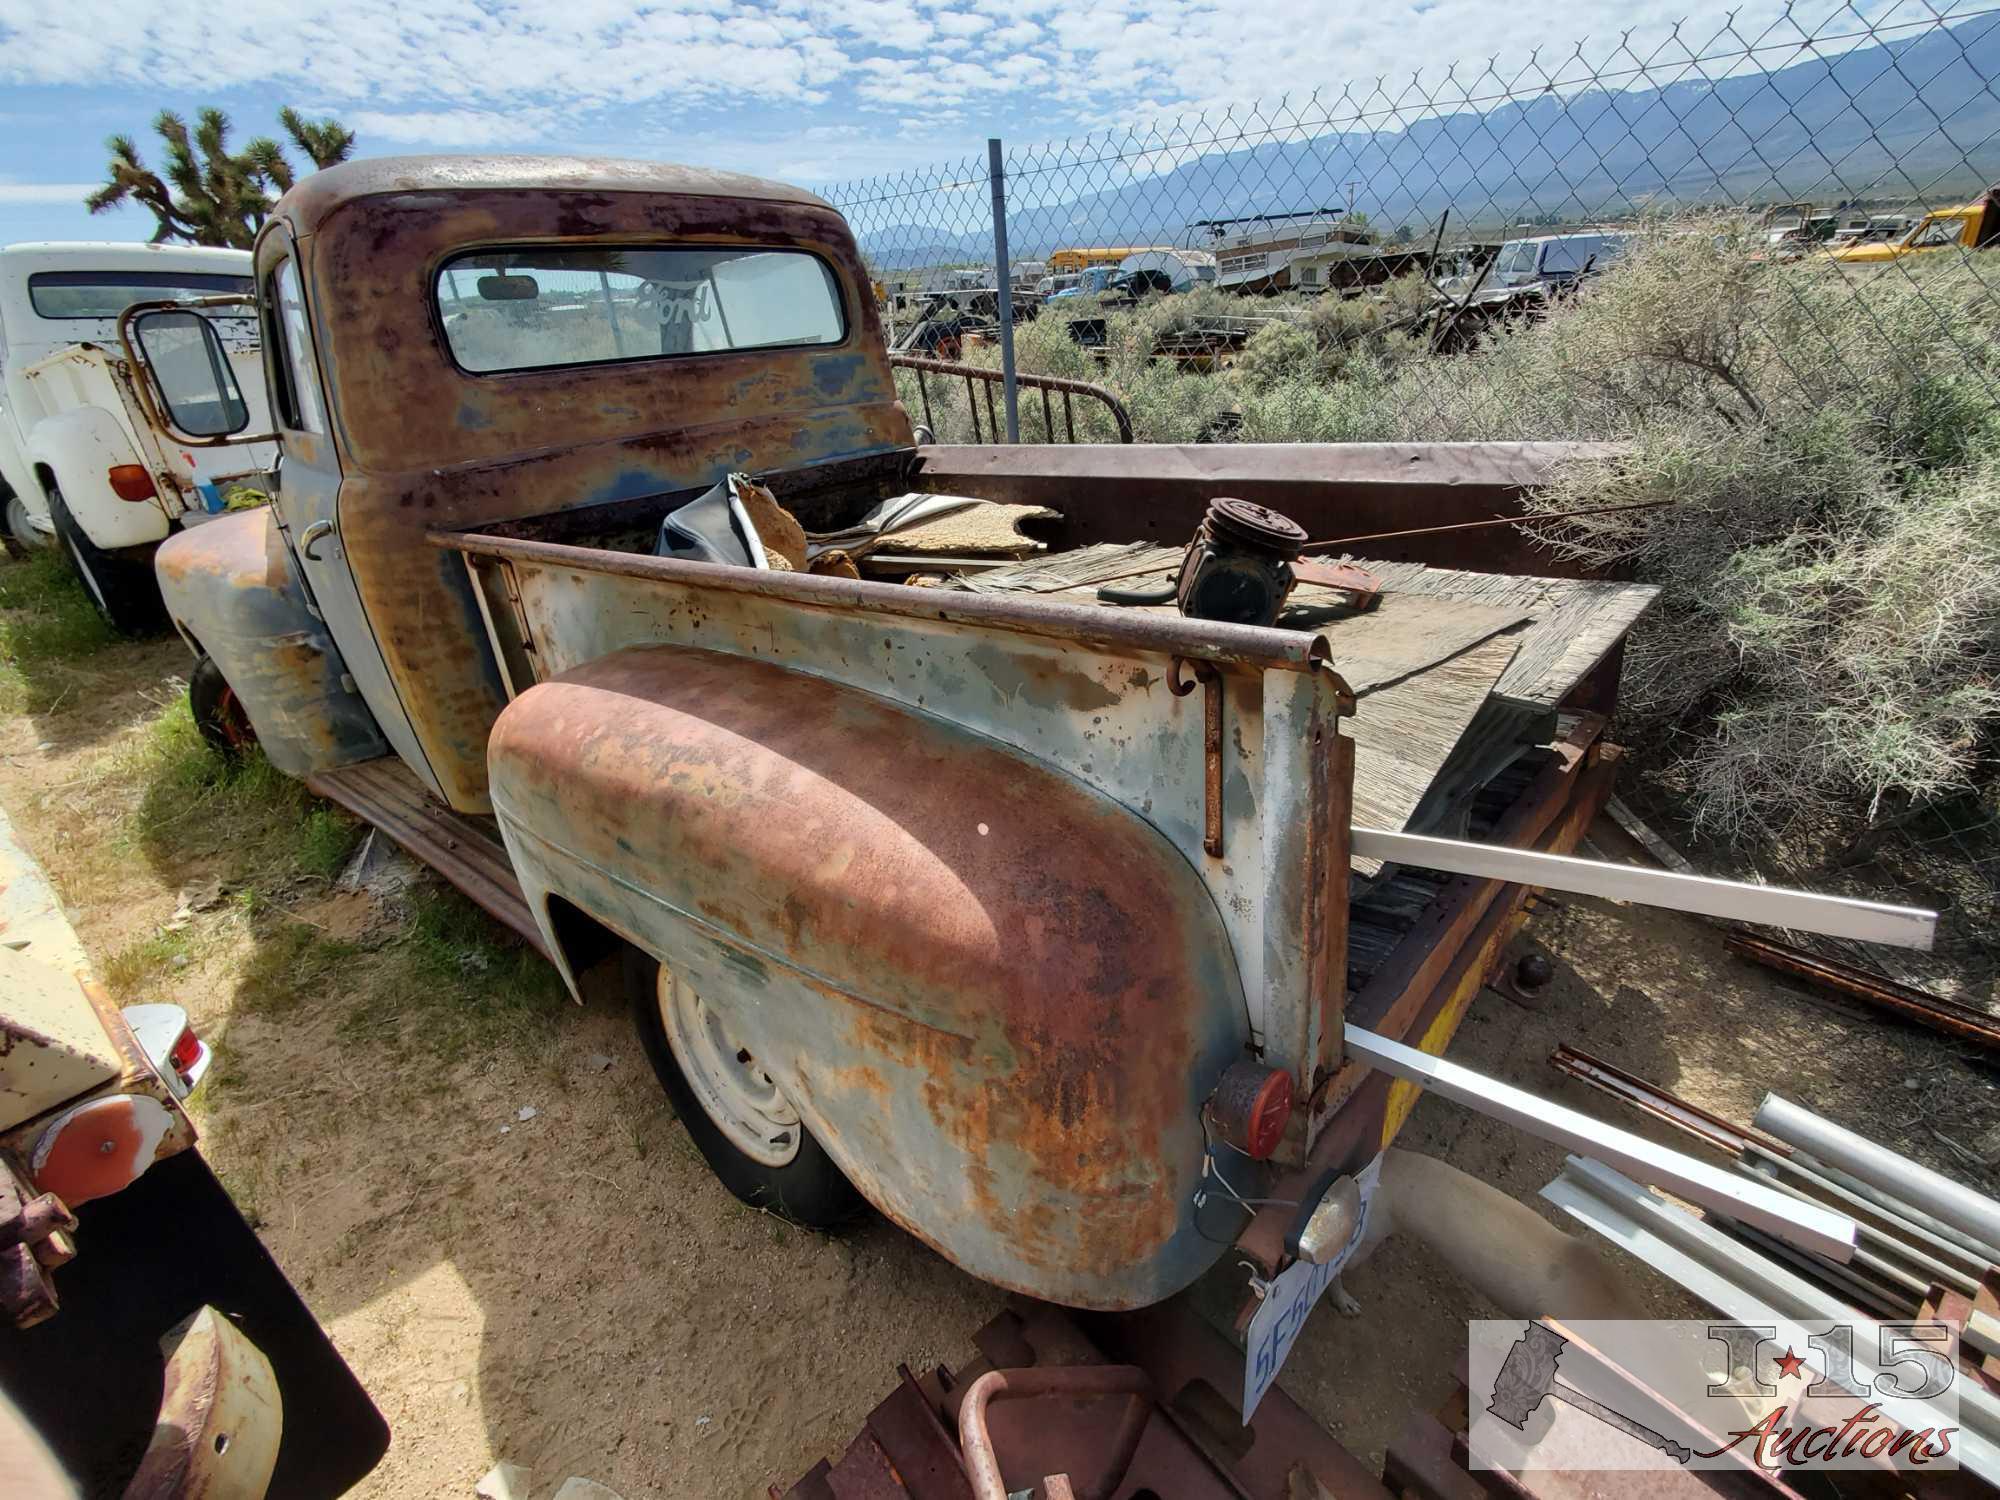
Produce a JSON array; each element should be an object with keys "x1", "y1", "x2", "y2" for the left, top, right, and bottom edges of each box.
[{"x1": 987, "y1": 137, "x2": 1021, "y2": 443}]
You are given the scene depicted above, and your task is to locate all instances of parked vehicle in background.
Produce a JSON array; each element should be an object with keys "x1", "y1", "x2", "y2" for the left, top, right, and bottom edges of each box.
[
  {"x1": 0, "y1": 244, "x2": 278, "y2": 631},
  {"x1": 1046, "y1": 244, "x2": 1166, "y2": 273},
  {"x1": 1114, "y1": 247, "x2": 1217, "y2": 294},
  {"x1": 1832, "y1": 213, "x2": 1915, "y2": 245},
  {"x1": 1822, "y1": 185, "x2": 2000, "y2": 263},
  {"x1": 0, "y1": 943, "x2": 387, "y2": 1494},
  {"x1": 1048, "y1": 264, "x2": 1122, "y2": 299},
  {"x1": 1478, "y1": 230, "x2": 1630, "y2": 293}
]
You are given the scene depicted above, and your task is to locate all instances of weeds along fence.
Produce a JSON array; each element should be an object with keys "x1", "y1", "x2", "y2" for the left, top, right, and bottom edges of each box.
[
  {"x1": 823, "y1": 2, "x2": 1999, "y2": 439},
  {"x1": 824, "y1": 3, "x2": 2000, "y2": 1007}
]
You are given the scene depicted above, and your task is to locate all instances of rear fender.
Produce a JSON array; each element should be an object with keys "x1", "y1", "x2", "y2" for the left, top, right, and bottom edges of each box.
[
  {"x1": 488, "y1": 645, "x2": 1251, "y2": 1310},
  {"x1": 154, "y1": 508, "x2": 387, "y2": 776},
  {"x1": 26, "y1": 406, "x2": 167, "y2": 549}
]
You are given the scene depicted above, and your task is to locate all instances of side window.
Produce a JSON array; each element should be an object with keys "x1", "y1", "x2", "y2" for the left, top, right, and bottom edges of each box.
[{"x1": 270, "y1": 258, "x2": 328, "y2": 434}]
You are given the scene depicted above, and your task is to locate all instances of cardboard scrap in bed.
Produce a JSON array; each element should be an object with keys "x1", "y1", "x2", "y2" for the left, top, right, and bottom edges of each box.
[{"x1": 808, "y1": 492, "x2": 1059, "y2": 562}]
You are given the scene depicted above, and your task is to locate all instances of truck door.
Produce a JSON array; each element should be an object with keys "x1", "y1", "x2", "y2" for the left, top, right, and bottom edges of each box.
[{"x1": 261, "y1": 244, "x2": 439, "y2": 788}]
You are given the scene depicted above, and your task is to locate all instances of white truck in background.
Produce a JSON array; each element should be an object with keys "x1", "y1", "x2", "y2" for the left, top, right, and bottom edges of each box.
[{"x1": 0, "y1": 243, "x2": 278, "y2": 631}]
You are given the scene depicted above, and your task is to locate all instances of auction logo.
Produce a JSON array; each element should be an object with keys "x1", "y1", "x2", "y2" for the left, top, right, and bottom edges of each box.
[{"x1": 1468, "y1": 1319, "x2": 1960, "y2": 1472}]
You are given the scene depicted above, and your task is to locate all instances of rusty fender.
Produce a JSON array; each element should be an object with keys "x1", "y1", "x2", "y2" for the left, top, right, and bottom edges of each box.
[
  {"x1": 154, "y1": 508, "x2": 386, "y2": 777},
  {"x1": 488, "y1": 645, "x2": 1250, "y2": 1310}
]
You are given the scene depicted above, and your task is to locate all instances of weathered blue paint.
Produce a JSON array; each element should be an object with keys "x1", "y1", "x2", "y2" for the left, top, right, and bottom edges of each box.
[{"x1": 154, "y1": 507, "x2": 388, "y2": 776}]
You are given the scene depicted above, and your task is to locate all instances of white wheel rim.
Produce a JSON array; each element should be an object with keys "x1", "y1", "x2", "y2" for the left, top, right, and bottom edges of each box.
[{"x1": 657, "y1": 970, "x2": 801, "y2": 1168}]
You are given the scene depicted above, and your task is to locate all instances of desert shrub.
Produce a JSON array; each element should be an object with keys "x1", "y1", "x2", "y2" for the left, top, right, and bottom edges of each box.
[{"x1": 1513, "y1": 220, "x2": 2000, "y2": 838}]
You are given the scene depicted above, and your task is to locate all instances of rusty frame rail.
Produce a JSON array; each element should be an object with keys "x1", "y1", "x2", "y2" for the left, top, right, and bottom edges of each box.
[{"x1": 891, "y1": 353, "x2": 1135, "y2": 444}]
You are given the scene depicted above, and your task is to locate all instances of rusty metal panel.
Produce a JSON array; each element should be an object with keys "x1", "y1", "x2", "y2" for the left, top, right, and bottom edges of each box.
[
  {"x1": 487, "y1": 646, "x2": 1250, "y2": 1309},
  {"x1": 911, "y1": 441, "x2": 1622, "y2": 574},
  {"x1": 263, "y1": 173, "x2": 912, "y2": 813},
  {"x1": 464, "y1": 539, "x2": 1352, "y2": 1106},
  {"x1": 153, "y1": 507, "x2": 386, "y2": 777}
]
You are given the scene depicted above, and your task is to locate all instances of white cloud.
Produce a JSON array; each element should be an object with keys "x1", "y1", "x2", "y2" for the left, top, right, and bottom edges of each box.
[
  {"x1": 0, "y1": 182, "x2": 96, "y2": 203},
  {"x1": 347, "y1": 108, "x2": 560, "y2": 146},
  {"x1": 0, "y1": 0, "x2": 1954, "y2": 193}
]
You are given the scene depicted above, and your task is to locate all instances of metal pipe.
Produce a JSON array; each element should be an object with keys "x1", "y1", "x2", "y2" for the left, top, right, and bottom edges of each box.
[
  {"x1": 1345, "y1": 1023, "x2": 1859, "y2": 1261},
  {"x1": 1351, "y1": 826, "x2": 1937, "y2": 950},
  {"x1": 986, "y1": 137, "x2": 1020, "y2": 444},
  {"x1": 1754, "y1": 1093, "x2": 2000, "y2": 1253},
  {"x1": 1749, "y1": 1143, "x2": 2000, "y2": 1267},
  {"x1": 957, "y1": 1365, "x2": 1151, "y2": 1500},
  {"x1": 1547, "y1": 1156, "x2": 2000, "y2": 1481},
  {"x1": 1736, "y1": 1148, "x2": 1993, "y2": 1291}
]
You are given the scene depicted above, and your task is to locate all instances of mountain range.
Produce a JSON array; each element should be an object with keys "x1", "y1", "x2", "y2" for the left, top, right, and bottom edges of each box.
[{"x1": 844, "y1": 13, "x2": 2000, "y2": 267}]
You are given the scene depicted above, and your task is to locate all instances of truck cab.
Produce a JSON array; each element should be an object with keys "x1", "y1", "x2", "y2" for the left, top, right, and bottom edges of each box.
[
  {"x1": 0, "y1": 243, "x2": 279, "y2": 631},
  {"x1": 1823, "y1": 187, "x2": 2000, "y2": 264}
]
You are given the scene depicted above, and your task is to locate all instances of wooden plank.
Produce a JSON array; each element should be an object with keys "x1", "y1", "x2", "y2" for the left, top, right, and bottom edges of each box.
[
  {"x1": 1345, "y1": 720, "x2": 1609, "y2": 1034},
  {"x1": 1337, "y1": 555, "x2": 1658, "y2": 708},
  {"x1": 1346, "y1": 630, "x2": 1523, "y2": 875}
]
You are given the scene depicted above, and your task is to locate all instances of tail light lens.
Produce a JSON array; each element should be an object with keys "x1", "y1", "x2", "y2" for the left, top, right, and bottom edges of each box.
[
  {"x1": 1209, "y1": 1060, "x2": 1295, "y2": 1161},
  {"x1": 167, "y1": 1025, "x2": 202, "y2": 1081},
  {"x1": 108, "y1": 464, "x2": 157, "y2": 501}
]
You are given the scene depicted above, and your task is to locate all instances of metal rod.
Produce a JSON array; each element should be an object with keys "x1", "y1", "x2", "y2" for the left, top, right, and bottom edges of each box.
[
  {"x1": 1548, "y1": 1044, "x2": 1791, "y2": 1159},
  {"x1": 1738, "y1": 1143, "x2": 1999, "y2": 1283},
  {"x1": 1736, "y1": 1154, "x2": 1986, "y2": 1297},
  {"x1": 987, "y1": 137, "x2": 1020, "y2": 444},
  {"x1": 1301, "y1": 499, "x2": 1671, "y2": 554},
  {"x1": 1545, "y1": 1155, "x2": 2000, "y2": 1481},
  {"x1": 1755, "y1": 1093, "x2": 2000, "y2": 1252},
  {"x1": 1350, "y1": 826, "x2": 1937, "y2": 950},
  {"x1": 1343, "y1": 1023, "x2": 1858, "y2": 1261}
]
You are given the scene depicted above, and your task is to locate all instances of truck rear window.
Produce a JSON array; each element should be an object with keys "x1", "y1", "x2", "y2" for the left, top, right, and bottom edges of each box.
[
  {"x1": 27, "y1": 270, "x2": 254, "y2": 320},
  {"x1": 435, "y1": 247, "x2": 848, "y2": 374}
]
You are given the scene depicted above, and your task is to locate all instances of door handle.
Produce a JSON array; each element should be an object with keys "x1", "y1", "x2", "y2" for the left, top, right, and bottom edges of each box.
[{"x1": 299, "y1": 519, "x2": 334, "y2": 560}]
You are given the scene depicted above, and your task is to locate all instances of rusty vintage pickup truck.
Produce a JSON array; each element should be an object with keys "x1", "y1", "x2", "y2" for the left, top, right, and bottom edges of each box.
[{"x1": 135, "y1": 156, "x2": 1916, "y2": 1322}]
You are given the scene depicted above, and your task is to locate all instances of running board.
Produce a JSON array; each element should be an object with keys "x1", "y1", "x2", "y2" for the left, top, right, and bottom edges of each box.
[{"x1": 304, "y1": 758, "x2": 551, "y2": 961}]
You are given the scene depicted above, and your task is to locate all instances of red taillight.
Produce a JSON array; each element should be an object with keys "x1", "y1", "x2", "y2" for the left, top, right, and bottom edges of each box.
[
  {"x1": 108, "y1": 464, "x2": 157, "y2": 501},
  {"x1": 1209, "y1": 1060, "x2": 1295, "y2": 1162},
  {"x1": 168, "y1": 1025, "x2": 202, "y2": 1079}
]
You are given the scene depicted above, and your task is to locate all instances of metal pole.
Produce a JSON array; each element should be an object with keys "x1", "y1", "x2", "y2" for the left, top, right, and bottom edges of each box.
[
  {"x1": 1349, "y1": 826, "x2": 1937, "y2": 950},
  {"x1": 986, "y1": 137, "x2": 1020, "y2": 444},
  {"x1": 1754, "y1": 1093, "x2": 2000, "y2": 1251}
]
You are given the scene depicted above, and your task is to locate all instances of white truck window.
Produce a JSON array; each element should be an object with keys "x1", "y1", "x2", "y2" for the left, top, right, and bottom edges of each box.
[
  {"x1": 27, "y1": 270, "x2": 252, "y2": 320},
  {"x1": 272, "y1": 259, "x2": 328, "y2": 435},
  {"x1": 435, "y1": 247, "x2": 847, "y2": 374}
]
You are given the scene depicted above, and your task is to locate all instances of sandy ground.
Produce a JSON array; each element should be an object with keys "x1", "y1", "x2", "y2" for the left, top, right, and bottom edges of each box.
[{"x1": 6, "y1": 631, "x2": 1997, "y2": 1499}]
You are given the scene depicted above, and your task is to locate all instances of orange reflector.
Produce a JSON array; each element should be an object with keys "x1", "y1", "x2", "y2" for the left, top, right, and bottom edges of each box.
[{"x1": 107, "y1": 464, "x2": 156, "y2": 501}]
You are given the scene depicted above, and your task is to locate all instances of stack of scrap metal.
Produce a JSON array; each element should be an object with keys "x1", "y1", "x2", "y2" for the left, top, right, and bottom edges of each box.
[{"x1": 1545, "y1": 1046, "x2": 2000, "y2": 1483}]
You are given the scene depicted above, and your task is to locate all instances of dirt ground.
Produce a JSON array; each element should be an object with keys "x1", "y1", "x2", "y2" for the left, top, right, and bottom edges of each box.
[{"x1": 6, "y1": 609, "x2": 1998, "y2": 1499}]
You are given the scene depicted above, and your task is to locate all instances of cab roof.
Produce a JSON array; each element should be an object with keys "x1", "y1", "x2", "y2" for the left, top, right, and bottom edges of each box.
[
  {"x1": 276, "y1": 154, "x2": 833, "y2": 236},
  {"x1": 0, "y1": 242, "x2": 252, "y2": 272}
]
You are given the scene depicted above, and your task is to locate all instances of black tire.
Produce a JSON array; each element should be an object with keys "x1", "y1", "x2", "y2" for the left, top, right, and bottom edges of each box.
[
  {"x1": 47, "y1": 484, "x2": 163, "y2": 635},
  {"x1": 1, "y1": 492, "x2": 28, "y2": 561},
  {"x1": 624, "y1": 945, "x2": 863, "y2": 1227},
  {"x1": 190, "y1": 654, "x2": 257, "y2": 756}
]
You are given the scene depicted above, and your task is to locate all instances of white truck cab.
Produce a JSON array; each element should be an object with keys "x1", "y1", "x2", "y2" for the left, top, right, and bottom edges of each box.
[{"x1": 0, "y1": 243, "x2": 278, "y2": 630}]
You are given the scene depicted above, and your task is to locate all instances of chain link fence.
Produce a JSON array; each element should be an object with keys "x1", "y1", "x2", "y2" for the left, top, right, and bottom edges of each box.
[
  {"x1": 823, "y1": 2, "x2": 2000, "y2": 1008},
  {"x1": 825, "y1": 2, "x2": 1997, "y2": 434}
]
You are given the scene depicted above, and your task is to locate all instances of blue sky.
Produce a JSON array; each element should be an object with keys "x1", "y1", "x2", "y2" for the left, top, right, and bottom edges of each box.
[{"x1": 0, "y1": 0, "x2": 1928, "y2": 246}]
